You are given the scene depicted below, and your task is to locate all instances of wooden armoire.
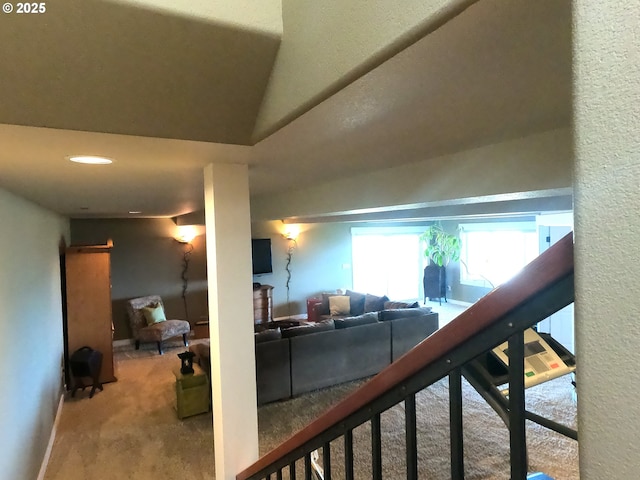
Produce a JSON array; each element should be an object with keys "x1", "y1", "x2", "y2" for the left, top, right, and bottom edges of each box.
[{"x1": 63, "y1": 243, "x2": 116, "y2": 385}]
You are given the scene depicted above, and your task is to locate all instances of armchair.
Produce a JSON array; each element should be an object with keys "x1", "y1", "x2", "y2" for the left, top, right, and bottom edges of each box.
[{"x1": 126, "y1": 295, "x2": 191, "y2": 354}]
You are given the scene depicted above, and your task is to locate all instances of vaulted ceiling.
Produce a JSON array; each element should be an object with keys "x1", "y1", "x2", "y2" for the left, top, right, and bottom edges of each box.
[{"x1": 0, "y1": 0, "x2": 571, "y2": 219}]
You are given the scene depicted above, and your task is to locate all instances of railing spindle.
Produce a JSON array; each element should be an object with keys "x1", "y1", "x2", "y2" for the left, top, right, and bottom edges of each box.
[
  {"x1": 371, "y1": 413, "x2": 382, "y2": 480},
  {"x1": 449, "y1": 367, "x2": 464, "y2": 479},
  {"x1": 289, "y1": 461, "x2": 296, "y2": 480},
  {"x1": 323, "y1": 442, "x2": 331, "y2": 480},
  {"x1": 508, "y1": 330, "x2": 527, "y2": 479},
  {"x1": 405, "y1": 394, "x2": 418, "y2": 480},
  {"x1": 276, "y1": 469, "x2": 283, "y2": 480},
  {"x1": 304, "y1": 453, "x2": 312, "y2": 480},
  {"x1": 345, "y1": 430, "x2": 354, "y2": 480}
]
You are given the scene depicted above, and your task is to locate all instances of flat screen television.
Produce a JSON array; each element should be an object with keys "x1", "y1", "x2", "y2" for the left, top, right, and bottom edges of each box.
[{"x1": 251, "y1": 238, "x2": 273, "y2": 275}]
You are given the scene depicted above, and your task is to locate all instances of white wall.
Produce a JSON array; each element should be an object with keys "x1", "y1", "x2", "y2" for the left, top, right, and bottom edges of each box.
[
  {"x1": 0, "y1": 188, "x2": 69, "y2": 480},
  {"x1": 574, "y1": 0, "x2": 640, "y2": 477}
]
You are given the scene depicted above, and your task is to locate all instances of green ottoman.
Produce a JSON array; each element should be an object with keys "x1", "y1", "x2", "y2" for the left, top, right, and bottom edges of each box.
[{"x1": 172, "y1": 363, "x2": 210, "y2": 419}]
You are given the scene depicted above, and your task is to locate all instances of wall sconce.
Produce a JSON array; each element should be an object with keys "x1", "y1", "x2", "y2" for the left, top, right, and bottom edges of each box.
[
  {"x1": 283, "y1": 224, "x2": 300, "y2": 241},
  {"x1": 175, "y1": 225, "x2": 197, "y2": 244}
]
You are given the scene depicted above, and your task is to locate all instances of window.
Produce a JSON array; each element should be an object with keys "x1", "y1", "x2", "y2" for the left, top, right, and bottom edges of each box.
[
  {"x1": 351, "y1": 227, "x2": 426, "y2": 300},
  {"x1": 459, "y1": 222, "x2": 538, "y2": 288}
]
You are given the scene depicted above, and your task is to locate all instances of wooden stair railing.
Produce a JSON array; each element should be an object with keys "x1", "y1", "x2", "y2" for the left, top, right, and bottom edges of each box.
[{"x1": 237, "y1": 233, "x2": 575, "y2": 480}]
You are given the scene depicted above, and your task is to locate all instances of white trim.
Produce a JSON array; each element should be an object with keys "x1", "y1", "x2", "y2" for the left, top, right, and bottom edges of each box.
[
  {"x1": 113, "y1": 338, "x2": 134, "y2": 348},
  {"x1": 37, "y1": 393, "x2": 65, "y2": 480}
]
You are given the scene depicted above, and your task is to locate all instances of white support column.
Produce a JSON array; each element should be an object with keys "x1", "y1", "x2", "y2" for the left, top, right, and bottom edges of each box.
[{"x1": 204, "y1": 163, "x2": 259, "y2": 479}]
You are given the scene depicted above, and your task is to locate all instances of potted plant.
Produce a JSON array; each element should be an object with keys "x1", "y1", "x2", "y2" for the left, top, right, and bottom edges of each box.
[{"x1": 420, "y1": 224, "x2": 461, "y2": 304}]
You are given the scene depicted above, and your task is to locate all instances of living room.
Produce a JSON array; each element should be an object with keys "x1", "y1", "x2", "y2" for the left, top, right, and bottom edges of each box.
[
  {"x1": 53, "y1": 190, "x2": 577, "y2": 479},
  {"x1": 66, "y1": 196, "x2": 573, "y2": 347}
]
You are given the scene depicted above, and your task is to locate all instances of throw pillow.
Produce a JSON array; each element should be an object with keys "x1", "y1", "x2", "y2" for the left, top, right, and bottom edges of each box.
[
  {"x1": 364, "y1": 293, "x2": 390, "y2": 313},
  {"x1": 321, "y1": 293, "x2": 340, "y2": 315},
  {"x1": 346, "y1": 290, "x2": 366, "y2": 315},
  {"x1": 141, "y1": 305, "x2": 166, "y2": 326},
  {"x1": 329, "y1": 295, "x2": 351, "y2": 316}
]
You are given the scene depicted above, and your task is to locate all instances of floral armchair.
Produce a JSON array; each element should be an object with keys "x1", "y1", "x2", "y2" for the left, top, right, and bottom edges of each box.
[{"x1": 125, "y1": 295, "x2": 191, "y2": 354}]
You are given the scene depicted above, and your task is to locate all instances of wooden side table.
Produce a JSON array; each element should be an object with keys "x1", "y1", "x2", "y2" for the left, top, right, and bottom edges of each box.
[
  {"x1": 193, "y1": 320, "x2": 209, "y2": 339},
  {"x1": 172, "y1": 363, "x2": 209, "y2": 419}
]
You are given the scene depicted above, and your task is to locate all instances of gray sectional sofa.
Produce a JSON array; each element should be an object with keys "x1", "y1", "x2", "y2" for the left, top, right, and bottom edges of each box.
[
  {"x1": 191, "y1": 306, "x2": 438, "y2": 405},
  {"x1": 254, "y1": 306, "x2": 438, "y2": 404}
]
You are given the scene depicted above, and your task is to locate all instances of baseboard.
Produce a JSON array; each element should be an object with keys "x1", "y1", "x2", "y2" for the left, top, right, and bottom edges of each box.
[
  {"x1": 113, "y1": 338, "x2": 134, "y2": 348},
  {"x1": 37, "y1": 393, "x2": 64, "y2": 480}
]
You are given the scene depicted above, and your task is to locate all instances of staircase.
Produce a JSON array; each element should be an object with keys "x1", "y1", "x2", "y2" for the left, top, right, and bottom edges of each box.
[{"x1": 237, "y1": 233, "x2": 576, "y2": 480}]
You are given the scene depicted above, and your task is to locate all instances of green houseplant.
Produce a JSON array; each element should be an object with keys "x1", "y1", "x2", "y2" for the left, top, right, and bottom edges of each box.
[{"x1": 420, "y1": 224, "x2": 461, "y2": 268}]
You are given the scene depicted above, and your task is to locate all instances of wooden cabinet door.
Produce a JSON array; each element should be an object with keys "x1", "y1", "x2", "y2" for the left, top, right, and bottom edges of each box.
[{"x1": 65, "y1": 249, "x2": 115, "y2": 384}]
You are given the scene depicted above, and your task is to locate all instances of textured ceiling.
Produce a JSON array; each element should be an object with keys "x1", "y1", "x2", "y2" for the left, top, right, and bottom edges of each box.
[
  {"x1": 0, "y1": 0, "x2": 571, "y2": 219},
  {"x1": 0, "y1": 0, "x2": 280, "y2": 144}
]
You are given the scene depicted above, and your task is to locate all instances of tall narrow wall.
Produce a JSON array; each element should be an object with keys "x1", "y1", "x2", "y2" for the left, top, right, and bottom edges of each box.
[
  {"x1": 574, "y1": 0, "x2": 640, "y2": 476},
  {"x1": 0, "y1": 188, "x2": 69, "y2": 480}
]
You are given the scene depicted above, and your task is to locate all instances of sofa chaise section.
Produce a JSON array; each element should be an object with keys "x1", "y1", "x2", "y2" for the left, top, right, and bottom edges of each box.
[{"x1": 289, "y1": 320, "x2": 392, "y2": 396}]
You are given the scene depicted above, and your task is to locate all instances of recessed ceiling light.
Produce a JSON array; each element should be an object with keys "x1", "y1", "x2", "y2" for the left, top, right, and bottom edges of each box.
[
  {"x1": 129, "y1": 211, "x2": 142, "y2": 214},
  {"x1": 68, "y1": 155, "x2": 113, "y2": 165}
]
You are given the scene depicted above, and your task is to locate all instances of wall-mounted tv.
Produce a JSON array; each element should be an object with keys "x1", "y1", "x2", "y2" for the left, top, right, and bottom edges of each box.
[{"x1": 251, "y1": 238, "x2": 273, "y2": 275}]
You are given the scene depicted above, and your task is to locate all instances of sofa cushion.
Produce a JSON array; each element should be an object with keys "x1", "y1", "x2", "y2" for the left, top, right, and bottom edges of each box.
[
  {"x1": 282, "y1": 319, "x2": 335, "y2": 338},
  {"x1": 364, "y1": 293, "x2": 389, "y2": 313},
  {"x1": 333, "y1": 312, "x2": 379, "y2": 329},
  {"x1": 383, "y1": 300, "x2": 420, "y2": 309},
  {"x1": 346, "y1": 290, "x2": 366, "y2": 315},
  {"x1": 255, "y1": 328, "x2": 282, "y2": 343},
  {"x1": 329, "y1": 295, "x2": 351, "y2": 315},
  {"x1": 379, "y1": 306, "x2": 433, "y2": 321}
]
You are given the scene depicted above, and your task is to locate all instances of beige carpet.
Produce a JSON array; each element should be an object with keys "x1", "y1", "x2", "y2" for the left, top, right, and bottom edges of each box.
[
  {"x1": 258, "y1": 376, "x2": 579, "y2": 479},
  {"x1": 45, "y1": 340, "x2": 215, "y2": 480},
  {"x1": 45, "y1": 339, "x2": 578, "y2": 479}
]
